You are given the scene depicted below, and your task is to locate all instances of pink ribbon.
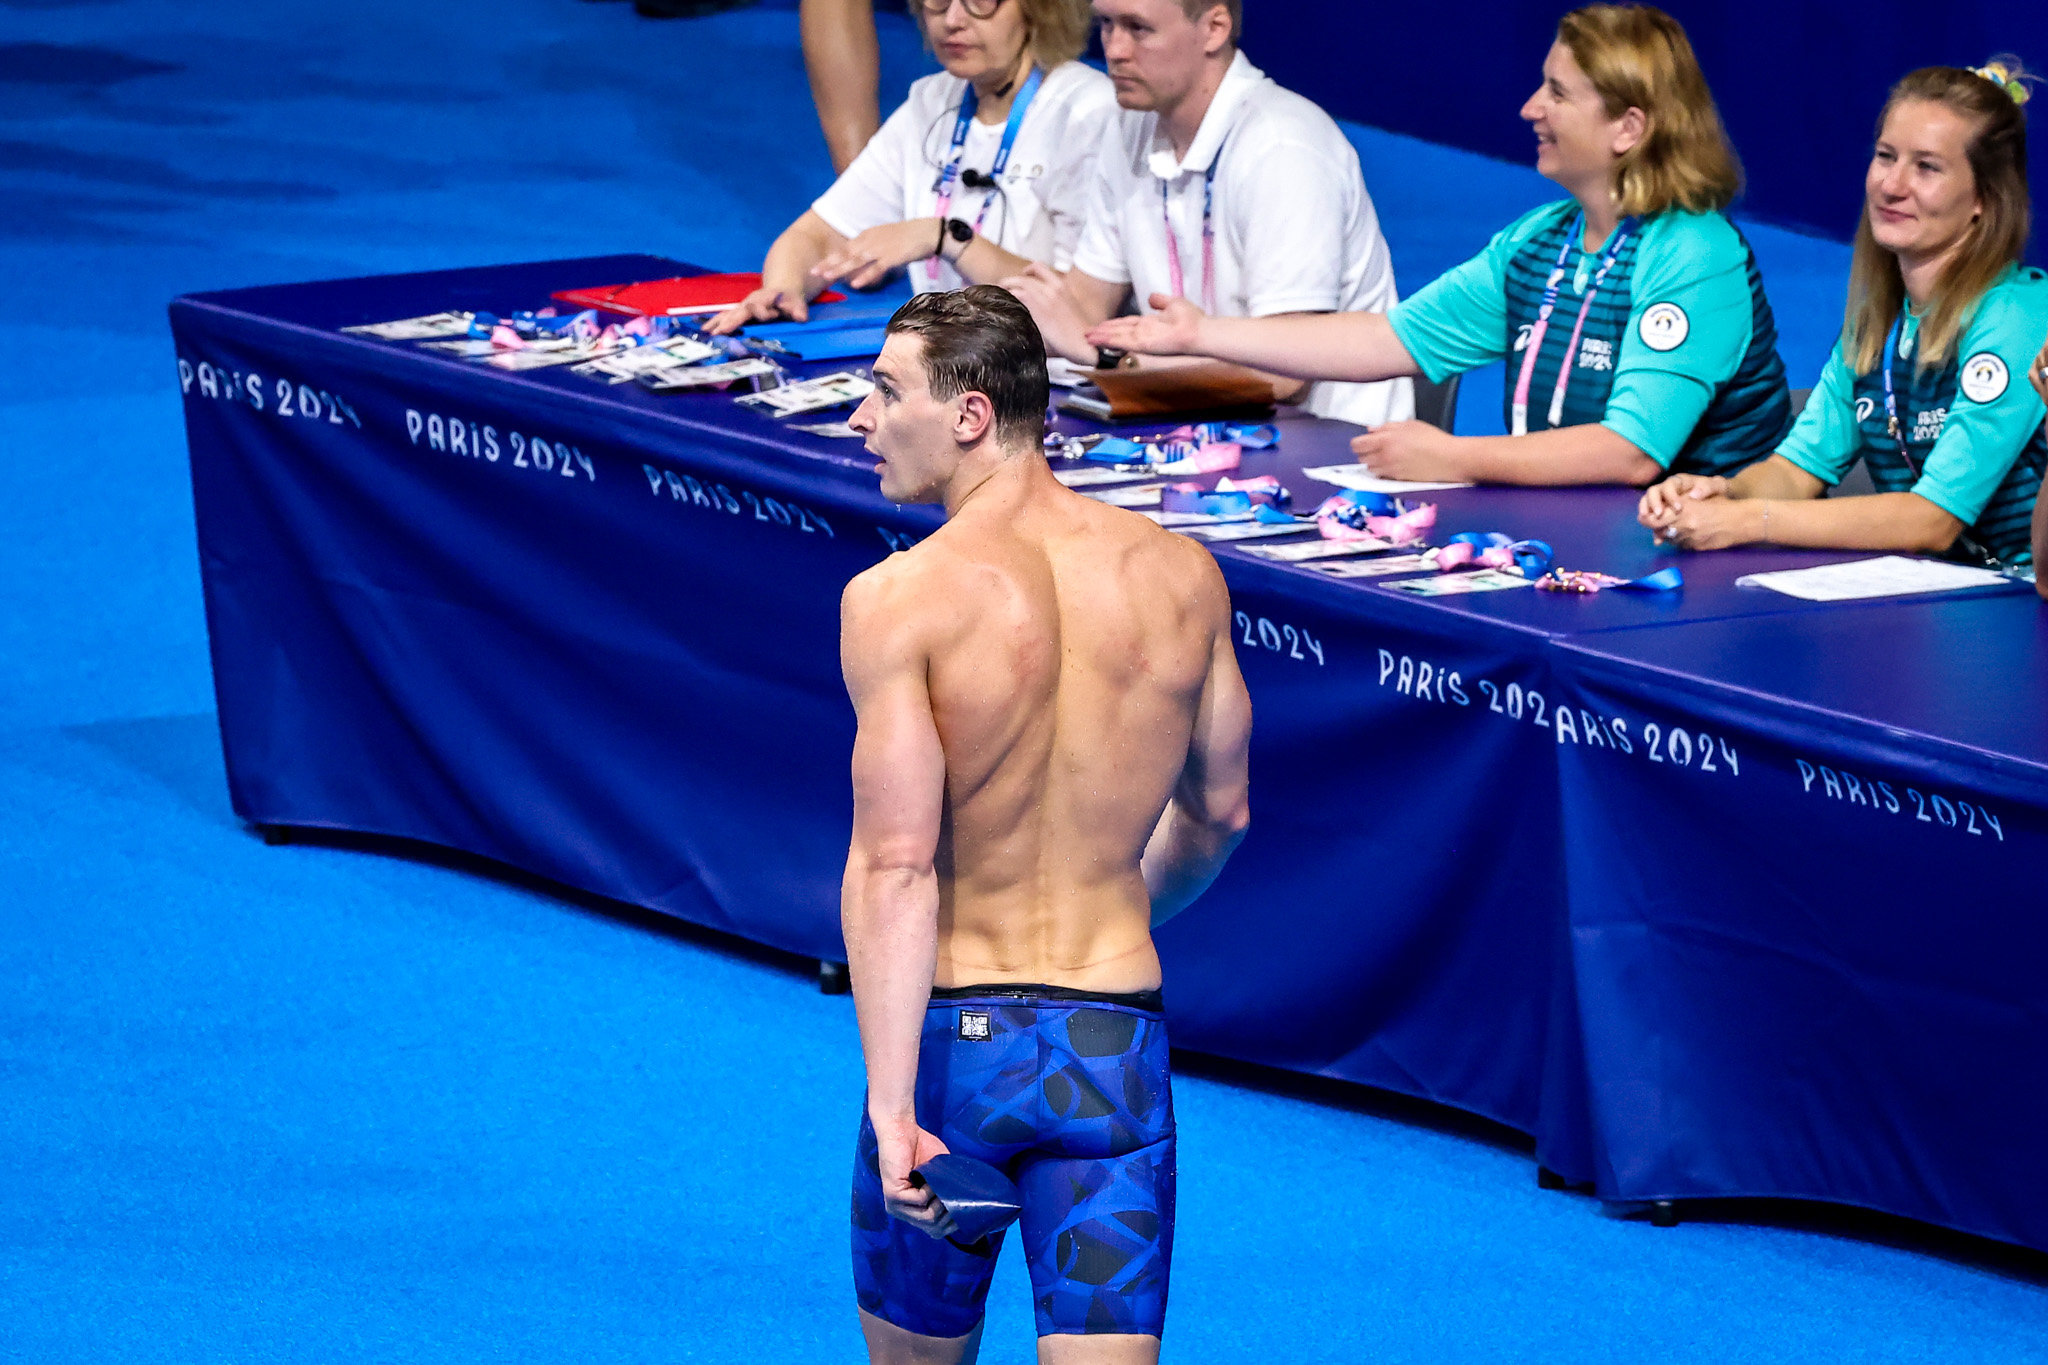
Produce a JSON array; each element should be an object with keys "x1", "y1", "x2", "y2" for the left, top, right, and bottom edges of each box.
[
  {"x1": 1156, "y1": 442, "x2": 1242, "y2": 476},
  {"x1": 1314, "y1": 495, "x2": 1437, "y2": 545}
]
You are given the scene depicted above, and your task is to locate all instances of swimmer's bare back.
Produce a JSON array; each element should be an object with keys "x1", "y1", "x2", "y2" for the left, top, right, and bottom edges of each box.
[{"x1": 840, "y1": 468, "x2": 1250, "y2": 995}]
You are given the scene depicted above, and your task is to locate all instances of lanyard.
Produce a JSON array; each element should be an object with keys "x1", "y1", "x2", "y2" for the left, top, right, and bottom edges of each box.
[
  {"x1": 926, "y1": 66, "x2": 1043, "y2": 281},
  {"x1": 1162, "y1": 139, "x2": 1226, "y2": 313},
  {"x1": 1510, "y1": 211, "x2": 1637, "y2": 436},
  {"x1": 1881, "y1": 313, "x2": 2003, "y2": 568},
  {"x1": 1880, "y1": 314, "x2": 1923, "y2": 478}
]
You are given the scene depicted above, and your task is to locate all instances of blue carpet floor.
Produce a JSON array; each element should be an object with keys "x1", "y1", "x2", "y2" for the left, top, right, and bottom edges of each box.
[{"x1": 4, "y1": 1, "x2": 2048, "y2": 1360}]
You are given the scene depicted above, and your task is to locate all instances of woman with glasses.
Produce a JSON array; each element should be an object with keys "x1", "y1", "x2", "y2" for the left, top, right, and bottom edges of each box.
[
  {"x1": 710, "y1": 0, "x2": 1111, "y2": 333},
  {"x1": 1640, "y1": 61, "x2": 2047, "y2": 570}
]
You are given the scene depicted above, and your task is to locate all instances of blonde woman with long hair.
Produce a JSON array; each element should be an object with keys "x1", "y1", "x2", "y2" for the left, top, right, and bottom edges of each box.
[
  {"x1": 1085, "y1": 4, "x2": 1792, "y2": 486},
  {"x1": 1641, "y1": 60, "x2": 2047, "y2": 569}
]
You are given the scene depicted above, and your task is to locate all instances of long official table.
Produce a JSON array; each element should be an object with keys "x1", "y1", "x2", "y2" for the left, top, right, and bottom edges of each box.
[{"x1": 169, "y1": 256, "x2": 2048, "y2": 1256}]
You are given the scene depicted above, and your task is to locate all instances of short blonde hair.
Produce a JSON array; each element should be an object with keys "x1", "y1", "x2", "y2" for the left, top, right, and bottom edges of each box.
[
  {"x1": 1557, "y1": 4, "x2": 1742, "y2": 218},
  {"x1": 922, "y1": 0, "x2": 1089, "y2": 70}
]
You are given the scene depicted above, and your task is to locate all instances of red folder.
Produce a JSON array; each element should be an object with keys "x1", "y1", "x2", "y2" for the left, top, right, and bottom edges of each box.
[{"x1": 551, "y1": 273, "x2": 845, "y2": 318}]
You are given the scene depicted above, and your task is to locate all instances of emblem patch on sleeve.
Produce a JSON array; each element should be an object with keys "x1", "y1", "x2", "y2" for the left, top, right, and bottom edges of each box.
[
  {"x1": 1959, "y1": 352, "x2": 2009, "y2": 403},
  {"x1": 1638, "y1": 302, "x2": 1689, "y2": 351},
  {"x1": 959, "y1": 1011, "x2": 992, "y2": 1041}
]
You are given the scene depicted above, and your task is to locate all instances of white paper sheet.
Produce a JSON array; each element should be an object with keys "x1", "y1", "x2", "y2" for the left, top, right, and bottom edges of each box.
[
  {"x1": 1302, "y1": 464, "x2": 1472, "y2": 494},
  {"x1": 1735, "y1": 556, "x2": 2012, "y2": 601}
]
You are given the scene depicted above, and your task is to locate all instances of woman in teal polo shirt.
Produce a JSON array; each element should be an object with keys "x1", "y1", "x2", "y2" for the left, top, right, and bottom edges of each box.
[
  {"x1": 1641, "y1": 61, "x2": 2046, "y2": 570},
  {"x1": 1082, "y1": 3, "x2": 1790, "y2": 486}
]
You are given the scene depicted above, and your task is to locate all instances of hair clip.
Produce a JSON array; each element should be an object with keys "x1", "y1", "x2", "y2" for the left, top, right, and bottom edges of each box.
[{"x1": 1972, "y1": 59, "x2": 2033, "y2": 106}]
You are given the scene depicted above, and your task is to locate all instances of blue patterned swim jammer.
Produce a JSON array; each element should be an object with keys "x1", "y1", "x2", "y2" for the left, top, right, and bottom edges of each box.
[{"x1": 852, "y1": 984, "x2": 1175, "y2": 1340}]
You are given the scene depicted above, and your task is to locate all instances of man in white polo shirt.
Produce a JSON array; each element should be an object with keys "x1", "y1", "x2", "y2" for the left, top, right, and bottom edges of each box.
[{"x1": 1004, "y1": 0, "x2": 1412, "y2": 428}]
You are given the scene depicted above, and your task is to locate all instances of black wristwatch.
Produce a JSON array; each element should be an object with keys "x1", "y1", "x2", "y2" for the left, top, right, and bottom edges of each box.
[
  {"x1": 940, "y1": 217, "x2": 974, "y2": 261},
  {"x1": 1095, "y1": 345, "x2": 1130, "y2": 370}
]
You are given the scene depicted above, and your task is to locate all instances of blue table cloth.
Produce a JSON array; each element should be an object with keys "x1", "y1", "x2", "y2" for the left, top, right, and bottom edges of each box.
[{"x1": 169, "y1": 255, "x2": 2048, "y2": 1253}]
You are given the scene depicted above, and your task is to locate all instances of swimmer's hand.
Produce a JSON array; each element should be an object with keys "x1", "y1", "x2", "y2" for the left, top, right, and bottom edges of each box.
[{"x1": 873, "y1": 1114, "x2": 957, "y2": 1239}]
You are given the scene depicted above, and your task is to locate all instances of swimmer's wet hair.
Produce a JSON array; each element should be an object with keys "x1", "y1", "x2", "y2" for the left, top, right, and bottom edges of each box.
[{"x1": 885, "y1": 286, "x2": 1050, "y2": 450}]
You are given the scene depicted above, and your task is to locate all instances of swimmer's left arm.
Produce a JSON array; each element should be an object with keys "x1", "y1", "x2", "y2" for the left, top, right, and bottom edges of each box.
[
  {"x1": 840, "y1": 568, "x2": 951, "y2": 1225},
  {"x1": 1143, "y1": 553, "x2": 1253, "y2": 926}
]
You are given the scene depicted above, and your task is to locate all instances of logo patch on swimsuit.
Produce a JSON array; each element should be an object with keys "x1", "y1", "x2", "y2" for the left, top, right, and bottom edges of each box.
[
  {"x1": 959, "y1": 1011, "x2": 992, "y2": 1041},
  {"x1": 1638, "y1": 302, "x2": 1689, "y2": 351},
  {"x1": 1959, "y1": 351, "x2": 2009, "y2": 403}
]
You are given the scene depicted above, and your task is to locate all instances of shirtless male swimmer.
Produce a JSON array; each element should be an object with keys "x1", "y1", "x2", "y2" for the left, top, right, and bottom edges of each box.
[{"x1": 839, "y1": 285, "x2": 1253, "y2": 1364}]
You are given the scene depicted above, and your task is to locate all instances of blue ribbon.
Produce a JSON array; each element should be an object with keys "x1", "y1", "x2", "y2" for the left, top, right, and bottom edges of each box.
[{"x1": 1619, "y1": 566, "x2": 1684, "y2": 591}]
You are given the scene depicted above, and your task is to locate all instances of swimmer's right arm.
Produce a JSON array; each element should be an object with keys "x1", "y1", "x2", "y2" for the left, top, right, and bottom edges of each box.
[
  {"x1": 705, "y1": 211, "x2": 843, "y2": 335},
  {"x1": 1142, "y1": 558, "x2": 1253, "y2": 925},
  {"x1": 839, "y1": 569, "x2": 953, "y2": 1230}
]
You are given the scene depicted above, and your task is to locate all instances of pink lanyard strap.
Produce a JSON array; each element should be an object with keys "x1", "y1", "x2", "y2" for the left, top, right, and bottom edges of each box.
[
  {"x1": 1161, "y1": 139, "x2": 1225, "y2": 313},
  {"x1": 1509, "y1": 212, "x2": 1635, "y2": 435}
]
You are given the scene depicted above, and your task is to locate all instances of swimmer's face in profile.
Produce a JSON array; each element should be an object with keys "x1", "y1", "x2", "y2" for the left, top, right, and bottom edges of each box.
[{"x1": 849, "y1": 333, "x2": 962, "y2": 506}]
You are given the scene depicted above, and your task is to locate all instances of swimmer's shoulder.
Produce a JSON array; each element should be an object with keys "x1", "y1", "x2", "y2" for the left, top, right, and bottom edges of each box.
[{"x1": 840, "y1": 548, "x2": 949, "y2": 683}]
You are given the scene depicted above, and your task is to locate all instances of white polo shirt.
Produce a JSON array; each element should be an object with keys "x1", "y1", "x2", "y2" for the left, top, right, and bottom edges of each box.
[
  {"x1": 812, "y1": 61, "x2": 1117, "y2": 294},
  {"x1": 1071, "y1": 51, "x2": 1413, "y2": 428}
]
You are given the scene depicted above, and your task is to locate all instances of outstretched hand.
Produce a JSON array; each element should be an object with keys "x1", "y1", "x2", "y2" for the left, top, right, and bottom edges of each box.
[
  {"x1": 1350, "y1": 421, "x2": 1465, "y2": 482},
  {"x1": 1085, "y1": 294, "x2": 1210, "y2": 357},
  {"x1": 872, "y1": 1114, "x2": 957, "y2": 1239},
  {"x1": 2030, "y1": 337, "x2": 2048, "y2": 408},
  {"x1": 706, "y1": 286, "x2": 807, "y2": 336}
]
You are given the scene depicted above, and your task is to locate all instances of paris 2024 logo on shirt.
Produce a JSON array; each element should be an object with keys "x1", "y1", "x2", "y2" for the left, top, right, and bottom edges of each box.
[
  {"x1": 1959, "y1": 352, "x2": 2010, "y2": 403},
  {"x1": 1638, "y1": 302, "x2": 1689, "y2": 352}
]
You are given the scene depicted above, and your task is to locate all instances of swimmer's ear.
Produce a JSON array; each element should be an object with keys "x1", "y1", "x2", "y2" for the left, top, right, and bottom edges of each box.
[{"x1": 951, "y1": 390, "x2": 997, "y2": 447}]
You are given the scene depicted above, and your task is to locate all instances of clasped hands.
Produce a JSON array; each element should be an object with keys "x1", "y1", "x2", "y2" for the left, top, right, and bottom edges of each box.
[{"x1": 1637, "y1": 474, "x2": 1763, "y2": 550}]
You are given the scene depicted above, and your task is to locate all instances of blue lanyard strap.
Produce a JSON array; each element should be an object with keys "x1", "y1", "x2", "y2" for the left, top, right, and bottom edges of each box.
[
  {"x1": 931, "y1": 65, "x2": 1043, "y2": 227},
  {"x1": 1880, "y1": 314, "x2": 1921, "y2": 478},
  {"x1": 1879, "y1": 312, "x2": 2004, "y2": 567}
]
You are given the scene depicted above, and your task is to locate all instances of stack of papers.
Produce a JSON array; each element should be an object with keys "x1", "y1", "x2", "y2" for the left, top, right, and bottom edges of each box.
[
  {"x1": 342, "y1": 311, "x2": 475, "y2": 341},
  {"x1": 1242, "y1": 538, "x2": 1395, "y2": 561},
  {"x1": 571, "y1": 337, "x2": 719, "y2": 383},
  {"x1": 735, "y1": 371, "x2": 874, "y2": 417},
  {"x1": 1735, "y1": 556, "x2": 2013, "y2": 601}
]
